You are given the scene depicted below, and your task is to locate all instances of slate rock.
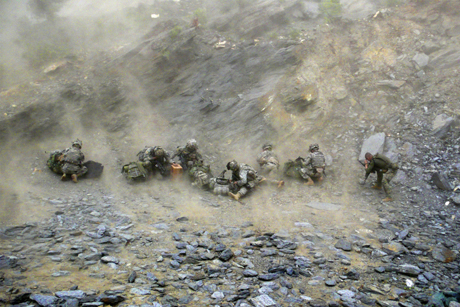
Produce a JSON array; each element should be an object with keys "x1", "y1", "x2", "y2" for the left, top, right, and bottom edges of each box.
[
  {"x1": 258, "y1": 273, "x2": 279, "y2": 281},
  {"x1": 30, "y1": 294, "x2": 58, "y2": 307},
  {"x1": 98, "y1": 294, "x2": 125, "y2": 305},
  {"x1": 161, "y1": 295, "x2": 179, "y2": 306},
  {"x1": 130, "y1": 288, "x2": 151, "y2": 295},
  {"x1": 219, "y1": 249, "x2": 234, "y2": 262},
  {"x1": 431, "y1": 246, "x2": 457, "y2": 263},
  {"x1": 101, "y1": 256, "x2": 119, "y2": 264},
  {"x1": 432, "y1": 172, "x2": 453, "y2": 191},
  {"x1": 62, "y1": 298, "x2": 79, "y2": 307},
  {"x1": 335, "y1": 239, "x2": 352, "y2": 251},
  {"x1": 325, "y1": 279, "x2": 336, "y2": 287},
  {"x1": 397, "y1": 264, "x2": 421, "y2": 276},
  {"x1": 412, "y1": 53, "x2": 430, "y2": 68},
  {"x1": 359, "y1": 133, "x2": 385, "y2": 161},
  {"x1": 309, "y1": 298, "x2": 327, "y2": 307},
  {"x1": 432, "y1": 114, "x2": 455, "y2": 139},
  {"x1": 382, "y1": 242, "x2": 408, "y2": 255},
  {"x1": 250, "y1": 294, "x2": 277, "y2": 307},
  {"x1": 55, "y1": 291, "x2": 86, "y2": 300},
  {"x1": 128, "y1": 271, "x2": 137, "y2": 283},
  {"x1": 243, "y1": 269, "x2": 259, "y2": 277}
]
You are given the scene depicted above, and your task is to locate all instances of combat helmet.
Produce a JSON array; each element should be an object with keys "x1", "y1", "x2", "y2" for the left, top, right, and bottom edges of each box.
[
  {"x1": 309, "y1": 143, "x2": 319, "y2": 152},
  {"x1": 186, "y1": 139, "x2": 198, "y2": 151},
  {"x1": 226, "y1": 160, "x2": 239, "y2": 171},
  {"x1": 262, "y1": 143, "x2": 273, "y2": 151},
  {"x1": 154, "y1": 147, "x2": 165, "y2": 157},
  {"x1": 72, "y1": 139, "x2": 82, "y2": 149}
]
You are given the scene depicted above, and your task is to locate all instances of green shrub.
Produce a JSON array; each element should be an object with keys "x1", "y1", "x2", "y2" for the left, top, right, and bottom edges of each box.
[
  {"x1": 289, "y1": 29, "x2": 301, "y2": 40},
  {"x1": 192, "y1": 8, "x2": 207, "y2": 26},
  {"x1": 319, "y1": 0, "x2": 342, "y2": 23},
  {"x1": 21, "y1": 42, "x2": 70, "y2": 68},
  {"x1": 169, "y1": 25, "x2": 183, "y2": 39},
  {"x1": 268, "y1": 31, "x2": 279, "y2": 40}
]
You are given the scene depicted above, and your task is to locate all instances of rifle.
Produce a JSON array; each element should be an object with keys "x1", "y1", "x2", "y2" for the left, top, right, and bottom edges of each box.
[
  {"x1": 153, "y1": 160, "x2": 167, "y2": 176},
  {"x1": 215, "y1": 170, "x2": 238, "y2": 193}
]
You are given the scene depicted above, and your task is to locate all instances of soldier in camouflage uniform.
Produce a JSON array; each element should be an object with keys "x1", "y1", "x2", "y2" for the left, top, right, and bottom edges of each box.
[
  {"x1": 172, "y1": 139, "x2": 203, "y2": 170},
  {"x1": 173, "y1": 139, "x2": 213, "y2": 189},
  {"x1": 226, "y1": 160, "x2": 264, "y2": 201},
  {"x1": 59, "y1": 139, "x2": 88, "y2": 183},
  {"x1": 137, "y1": 146, "x2": 172, "y2": 177},
  {"x1": 363, "y1": 152, "x2": 399, "y2": 202},
  {"x1": 283, "y1": 144, "x2": 326, "y2": 185},
  {"x1": 301, "y1": 144, "x2": 326, "y2": 185},
  {"x1": 256, "y1": 144, "x2": 280, "y2": 177}
]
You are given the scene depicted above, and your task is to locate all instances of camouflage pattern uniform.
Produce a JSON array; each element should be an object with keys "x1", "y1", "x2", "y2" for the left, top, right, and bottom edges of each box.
[
  {"x1": 301, "y1": 148, "x2": 326, "y2": 180},
  {"x1": 227, "y1": 160, "x2": 263, "y2": 200},
  {"x1": 256, "y1": 144, "x2": 280, "y2": 178},
  {"x1": 173, "y1": 139, "x2": 212, "y2": 188},
  {"x1": 138, "y1": 146, "x2": 172, "y2": 177},
  {"x1": 365, "y1": 153, "x2": 399, "y2": 198},
  {"x1": 61, "y1": 147, "x2": 87, "y2": 176}
]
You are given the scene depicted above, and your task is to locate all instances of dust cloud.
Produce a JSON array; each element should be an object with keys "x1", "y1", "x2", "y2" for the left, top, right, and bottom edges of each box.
[{"x1": 0, "y1": 0, "x2": 348, "y2": 228}]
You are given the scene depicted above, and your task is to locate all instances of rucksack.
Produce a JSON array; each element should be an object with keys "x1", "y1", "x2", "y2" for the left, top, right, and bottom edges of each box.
[
  {"x1": 47, "y1": 150, "x2": 63, "y2": 173},
  {"x1": 122, "y1": 162, "x2": 148, "y2": 181}
]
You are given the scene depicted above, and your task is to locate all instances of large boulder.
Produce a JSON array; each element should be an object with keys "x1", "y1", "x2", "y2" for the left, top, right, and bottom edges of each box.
[
  {"x1": 432, "y1": 114, "x2": 455, "y2": 139},
  {"x1": 359, "y1": 133, "x2": 385, "y2": 161},
  {"x1": 431, "y1": 172, "x2": 453, "y2": 191}
]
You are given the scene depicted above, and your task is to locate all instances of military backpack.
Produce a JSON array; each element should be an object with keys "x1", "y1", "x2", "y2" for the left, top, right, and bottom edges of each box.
[{"x1": 122, "y1": 162, "x2": 148, "y2": 182}]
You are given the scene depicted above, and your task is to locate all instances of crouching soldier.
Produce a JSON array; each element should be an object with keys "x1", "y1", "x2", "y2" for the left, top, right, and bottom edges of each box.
[
  {"x1": 57, "y1": 139, "x2": 88, "y2": 183},
  {"x1": 362, "y1": 152, "x2": 399, "y2": 202},
  {"x1": 226, "y1": 160, "x2": 265, "y2": 201},
  {"x1": 301, "y1": 144, "x2": 326, "y2": 185},
  {"x1": 256, "y1": 143, "x2": 280, "y2": 177},
  {"x1": 138, "y1": 146, "x2": 172, "y2": 177},
  {"x1": 172, "y1": 139, "x2": 203, "y2": 171}
]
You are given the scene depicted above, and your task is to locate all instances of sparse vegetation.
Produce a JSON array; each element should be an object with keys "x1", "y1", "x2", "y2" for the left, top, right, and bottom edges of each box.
[
  {"x1": 385, "y1": 0, "x2": 402, "y2": 7},
  {"x1": 28, "y1": 0, "x2": 69, "y2": 21},
  {"x1": 16, "y1": 19, "x2": 72, "y2": 68},
  {"x1": 268, "y1": 31, "x2": 279, "y2": 40},
  {"x1": 192, "y1": 8, "x2": 207, "y2": 26},
  {"x1": 289, "y1": 29, "x2": 302, "y2": 40},
  {"x1": 319, "y1": 0, "x2": 343, "y2": 23},
  {"x1": 169, "y1": 25, "x2": 183, "y2": 39}
]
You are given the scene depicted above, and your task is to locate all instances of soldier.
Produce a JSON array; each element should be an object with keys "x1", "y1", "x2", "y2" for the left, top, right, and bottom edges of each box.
[
  {"x1": 137, "y1": 146, "x2": 172, "y2": 177},
  {"x1": 363, "y1": 152, "x2": 399, "y2": 202},
  {"x1": 301, "y1": 143, "x2": 326, "y2": 186},
  {"x1": 226, "y1": 160, "x2": 264, "y2": 201},
  {"x1": 172, "y1": 139, "x2": 203, "y2": 170},
  {"x1": 256, "y1": 143, "x2": 280, "y2": 177},
  {"x1": 173, "y1": 139, "x2": 213, "y2": 188},
  {"x1": 59, "y1": 139, "x2": 88, "y2": 183}
]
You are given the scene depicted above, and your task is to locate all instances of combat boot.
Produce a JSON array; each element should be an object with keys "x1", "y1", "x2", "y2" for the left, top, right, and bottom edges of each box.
[
  {"x1": 229, "y1": 192, "x2": 241, "y2": 201},
  {"x1": 305, "y1": 177, "x2": 314, "y2": 186},
  {"x1": 61, "y1": 174, "x2": 67, "y2": 181},
  {"x1": 277, "y1": 180, "x2": 285, "y2": 188},
  {"x1": 382, "y1": 197, "x2": 393, "y2": 202},
  {"x1": 372, "y1": 185, "x2": 382, "y2": 189},
  {"x1": 71, "y1": 174, "x2": 78, "y2": 183}
]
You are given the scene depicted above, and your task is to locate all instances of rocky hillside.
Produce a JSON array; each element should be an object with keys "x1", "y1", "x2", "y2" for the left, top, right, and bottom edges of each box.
[{"x1": 1, "y1": 0, "x2": 460, "y2": 306}]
